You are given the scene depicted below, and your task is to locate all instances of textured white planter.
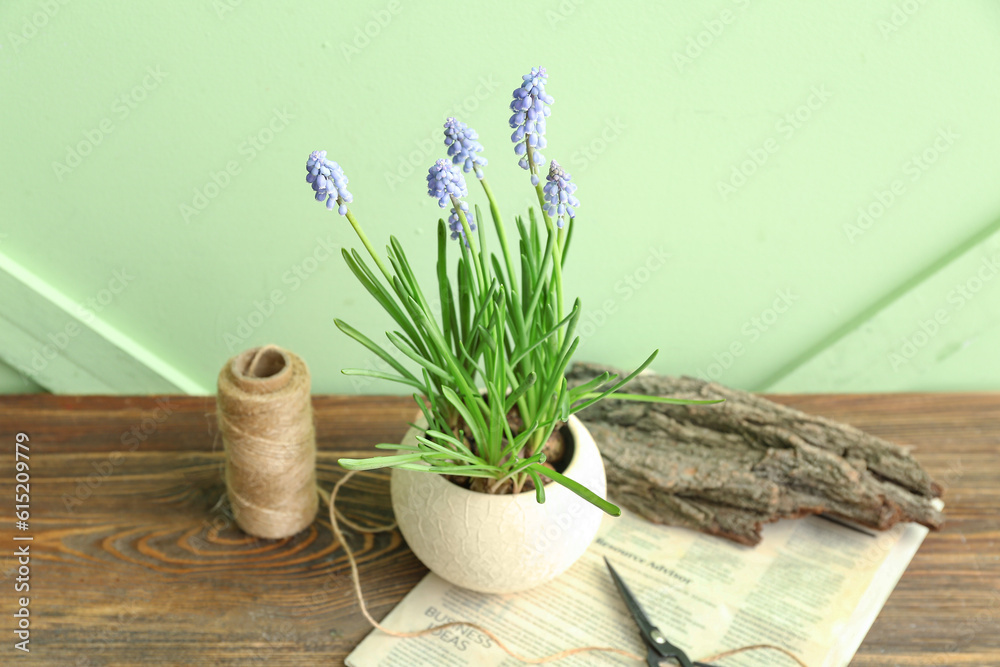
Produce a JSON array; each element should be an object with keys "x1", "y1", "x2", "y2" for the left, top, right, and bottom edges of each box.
[{"x1": 391, "y1": 414, "x2": 607, "y2": 594}]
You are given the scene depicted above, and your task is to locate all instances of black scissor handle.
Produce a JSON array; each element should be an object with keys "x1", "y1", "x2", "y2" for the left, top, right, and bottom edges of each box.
[{"x1": 647, "y1": 638, "x2": 694, "y2": 667}]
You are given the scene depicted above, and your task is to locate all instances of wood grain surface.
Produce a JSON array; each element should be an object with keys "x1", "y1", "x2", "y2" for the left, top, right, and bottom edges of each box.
[{"x1": 0, "y1": 393, "x2": 996, "y2": 666}]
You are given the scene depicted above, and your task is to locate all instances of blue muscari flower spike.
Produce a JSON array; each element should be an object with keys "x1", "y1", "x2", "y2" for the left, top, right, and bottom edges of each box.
[
  {"x1": 427, "y1": 159, "x2": 476, "y2": 243},
  {"x1": 306, "y1": 150, "x2": 353, "y2": 215},
  {"x1": 542, "y1": 159, "x2": 579, "y2": 228},
  {"x1": 426, "y1": 158, "x2": 468, "y2": 206},
  {"x1": 444, "y1": 117, "x2": 487, "y2": 179},
  {"x1": 448, "y1": 203, "x2": 476, "y2": 243},
  {"x1": 509, "y1": 66, "x2": 553, "y2": 185}
]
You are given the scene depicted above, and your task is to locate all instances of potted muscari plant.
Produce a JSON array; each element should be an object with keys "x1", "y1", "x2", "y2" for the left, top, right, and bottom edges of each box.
[{"x1": 305, "y1": 67, "x2": 719, "y2": 593}]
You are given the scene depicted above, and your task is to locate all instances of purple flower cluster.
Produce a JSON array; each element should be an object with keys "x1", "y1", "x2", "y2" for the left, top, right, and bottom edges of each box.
[
  {"x1": 304, "y1": 68, "x2": 579, "y2": 242},
  {"x1": 509, "y1": 67, "x2": 553, "y2": 184},
  {"x1": 542, "y1": 160, "x2": 579, "y2": 227},
  {"x1": 444, "y1": 117, "x2": 487, "y2": 178},
  {"x1": 426, "y1": 158, "x2": 468, "y2": 206},
  {"x1": 427, "y1": 159, "x2": 476, "y2": 242},
  {"x1": 306, "y1": 150, "x2": 352, "y2": 215},
  {"x1": 447, "y1": 205, "x2": 476, "y2": 242}
]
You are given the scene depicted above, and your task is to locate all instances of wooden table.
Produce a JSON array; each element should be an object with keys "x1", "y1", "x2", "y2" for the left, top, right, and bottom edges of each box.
[{"x1": 0, "y1": 394, "x2": 997, "y2": 666}]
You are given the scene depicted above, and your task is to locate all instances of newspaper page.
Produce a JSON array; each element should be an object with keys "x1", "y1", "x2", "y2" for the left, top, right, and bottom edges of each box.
[{"x1": 346, "y1": 509, "x2": 933, "y2": 667}]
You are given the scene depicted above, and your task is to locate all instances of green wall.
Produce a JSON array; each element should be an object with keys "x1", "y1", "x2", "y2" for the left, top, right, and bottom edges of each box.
[{"x1": 2, "y1": 1, "x2": 1000, "y2": 395}]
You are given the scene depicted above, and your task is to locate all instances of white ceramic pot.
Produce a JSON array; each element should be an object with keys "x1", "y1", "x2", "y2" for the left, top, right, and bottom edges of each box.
[{"x1": 391, "y1": 414, "x2": 607, "y2": 594}]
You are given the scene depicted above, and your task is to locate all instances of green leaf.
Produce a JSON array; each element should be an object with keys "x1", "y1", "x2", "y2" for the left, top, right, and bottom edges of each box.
[
  {"x1": 574, "y1": 392, "x2": 725, "y2": 405},
  {"x1": 519, "y1": 249, "x2": 534, "y2": 308},
  {"x1": 556, "y1": 377, "x2": 570, "y2": 422},
  {"x1": 506, "y1": 283, "x2": 529, "y2": 349},
  {"x1": 528, "y1": 208, "x2": 540, "y2": 257},
  {"x1": 476, "y1": 324, "x2": 497, "y2": 353},
  {"x1": 527, "y1": 467, "x2": 546, "y2": 504},
  {"x1": 422, "y1": 429, "x2": 478, "y2": 461},
  {"x1": 341, "y1": 249, "x2": 429, "y2": 359},
  {"x1": 498, "y1": 452, "x2": 545, "y2": 481},
  {"x1": 420, "y1": 371, "x2": 445, "y2": 423},
  {"x1": 504, "y1": 372, "x2": 536, "y2": 413},
  {"x1": 340, "y1": 368, "x2": 425, "y2": 392},
  {"x1": 391, "y1": 236, "x2": 447, "y2": 338},
  {"x1": 475, "y1": 203, "x2": 489, "y2": 274},
  {"x1": 490, "y1": 254, "x2": 509, "y2": 292},
  {"x1": 414, "y1": 435, "x2": 486, "y2": 465},
  {"x1": 389, "y1": 236, "x2": 426, "y2": 302},
  {"x1": 510, "y1": 303, "x2": 578, "y2": 366},
  {"x1": 437, "y1": 220, "x2": 460, "y2": 350},
  {"x1": 536, "y1": 336, "x2": 579, "y2": 409},
  {"x1": 498, "y1": 414, "x2": 541, "y2": 463},
  {"x1": 569, "y1": 350, "x2": 660, "y2": 414},
  {"x1": 374, "y1": 443, "x2": 422, "y2": 451},
  {"x1": 441, "y1": 386, "x2": 488, "y2": 455},
  {"x1": 386, "y1": 331, "x2": 451, "y2": 381},
  {"x1": 455, "y1": 213, "x2": 485, "y2": 295},
  {"x1": 529, "y1": 463, "x2": 621, "y2": 516},
  {"x1": 413, "y1": 392, "x2": 438, "y2": 433},
  {"x1": 458, "y1": 258, "x2": 472, "y2": 344},
  {"x1": 514, "y1": 219, "x2": 528, "y2": 269},
  {"x1": 404, "y1": 287, "x2": 479, "y2": 398},
  {"x1": 567, "y1": 371, "x2": 615, "y2": 401},
  {"x1": 454, "y1": 337, "x2": 489, "y2": 381},
  {"x1": 485, "y1": 378, "x2": 504, "y2": 463},
  {"x1": 479, "y1": 176, "x2": 518, "y2": 286},
  {"x1": 523, "y1": 226, "x2": 556, "y2": 331},
  {"x1": 561, "y1": 216, "x2": 575, "y2": 265},
  {"x1": 467, "y1": 279, "x2": 499, "y2": 342},
  {"x1": 338, "y1": 452, "x2": 430, "y2": 470},
  {"x1": 334, "y1": 319, "x2": 419, "y2": 384},
  {"x1": 393, "y1": 464, "x2": 499, "y2": 478}
]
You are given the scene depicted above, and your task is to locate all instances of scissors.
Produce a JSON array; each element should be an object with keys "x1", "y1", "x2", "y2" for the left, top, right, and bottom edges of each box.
[{"x1": 604, "y1": 557, "x2": 713, "y2": 667}]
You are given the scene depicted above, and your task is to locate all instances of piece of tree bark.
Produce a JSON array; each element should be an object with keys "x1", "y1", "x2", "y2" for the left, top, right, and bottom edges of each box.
[{"x1": 567, "y1": 362, "x2": 945, "y2": 546}]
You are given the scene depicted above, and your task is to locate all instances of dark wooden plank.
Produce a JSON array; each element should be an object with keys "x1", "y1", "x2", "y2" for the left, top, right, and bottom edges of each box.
[
  {"x1": 0, "y1": 393, "x2": 996, "y2": 666},
  {"x1": 0, "y1": 395, "x2": 419, "y2": 666}
]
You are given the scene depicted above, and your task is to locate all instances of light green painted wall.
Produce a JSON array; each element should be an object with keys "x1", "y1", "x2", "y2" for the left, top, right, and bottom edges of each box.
[
  {"x1": 2, "y1": 0, "x2": 1000, "y2": 395},
  {"x1": 0, "y1": 359, "x2": 39, "y2": 393}
]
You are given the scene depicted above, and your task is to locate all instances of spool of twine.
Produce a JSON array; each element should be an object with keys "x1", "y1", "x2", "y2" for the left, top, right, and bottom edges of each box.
[{"x1": 217, "y1": 344, "x2": 318, "y2": 539}]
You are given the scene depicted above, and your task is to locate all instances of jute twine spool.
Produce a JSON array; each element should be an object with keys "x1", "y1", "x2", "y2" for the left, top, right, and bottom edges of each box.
[{"x1": 217, "y1": 345, "x2": 318, "y2": 539}]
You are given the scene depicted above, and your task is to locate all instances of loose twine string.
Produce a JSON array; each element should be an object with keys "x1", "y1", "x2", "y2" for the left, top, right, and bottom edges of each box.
[
  {"x1": 320, "y1": 470, "x2": 811, "y2": 667},
  {"x1": 217, "y1": 345, "x2": 807, "y2": 665}
]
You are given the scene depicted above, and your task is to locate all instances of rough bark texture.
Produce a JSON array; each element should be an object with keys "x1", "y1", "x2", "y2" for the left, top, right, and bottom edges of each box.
[{"x1": 568, "y1": 362, "x2": 945, "y2": 546}]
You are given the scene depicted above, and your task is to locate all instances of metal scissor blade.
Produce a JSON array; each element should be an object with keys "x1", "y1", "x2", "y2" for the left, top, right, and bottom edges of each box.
[
  {"x1": 604, "y1": 557, "x2": 695, "y2": 667},
  {"x1": 605, "y1": 556, "x2": 658, "y2": 638}
]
